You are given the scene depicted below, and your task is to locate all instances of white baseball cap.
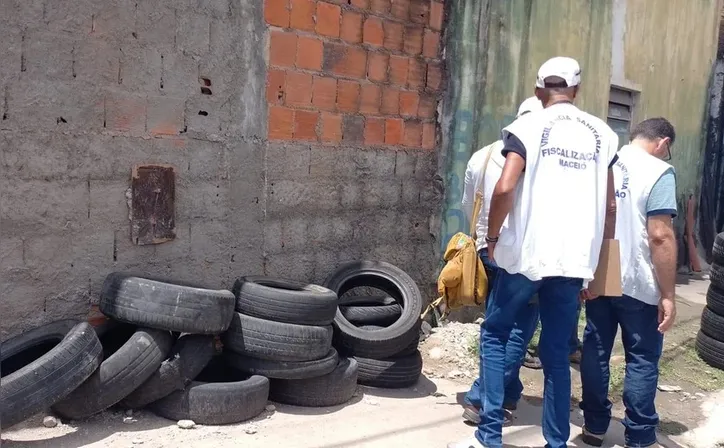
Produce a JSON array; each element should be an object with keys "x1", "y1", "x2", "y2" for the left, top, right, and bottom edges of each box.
[
  {"x1": 535, "y1": 57, "x2": 581, "y2": 88},
  {"x1": 516, "y1": 96, "x2": 543, "y2": 118}
]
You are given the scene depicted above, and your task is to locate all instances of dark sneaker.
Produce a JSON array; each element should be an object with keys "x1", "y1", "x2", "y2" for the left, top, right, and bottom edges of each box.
[
  {"x1": 462, "y1": 405, "x2": 481, "y2": 425},
  {"x1": 461, "y1": 405, "x2": 512, "y2": 426},
  {"x1": 523, "y1": 352, "x2": 542, "y2": 369},
  {"x1": 581, "y1": 426, "x2": 604, "y2": 447},
  {"x1": 569, "y1": 348, "x2": 582, "y2": 364}
]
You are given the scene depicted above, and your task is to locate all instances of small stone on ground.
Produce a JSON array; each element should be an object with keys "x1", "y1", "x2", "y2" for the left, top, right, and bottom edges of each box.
[
  {"x1": 42, "y1": 416, "x2": 58, "y2": 428},
  {"x1": 177, "y1": 420, "x2": 195, "y2": 429}
]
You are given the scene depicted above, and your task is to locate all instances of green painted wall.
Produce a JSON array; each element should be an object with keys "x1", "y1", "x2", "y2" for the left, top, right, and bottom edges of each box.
[{"x1": 441, "y1": 0, "x2": 720, "y2": 249}]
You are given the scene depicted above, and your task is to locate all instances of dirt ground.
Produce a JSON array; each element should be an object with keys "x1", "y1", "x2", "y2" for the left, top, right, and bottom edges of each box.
[{"x1": 2, "y1": 277, "x2": 722, "y2": 448}]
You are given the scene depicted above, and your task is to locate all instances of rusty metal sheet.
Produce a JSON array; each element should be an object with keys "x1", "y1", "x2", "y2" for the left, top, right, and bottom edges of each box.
[{"x1": 131, "y1": 164, "x2": 176, "y2": 245}]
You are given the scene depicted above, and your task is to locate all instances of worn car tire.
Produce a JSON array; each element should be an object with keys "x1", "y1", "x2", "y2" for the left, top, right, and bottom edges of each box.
[
  {"x1": 355, "y1": 350, "x2": 423, "y2": 389},
  {"x1": 706, "y1": 285, "x2": 724, "y2": 317},
  {"x1": 711, "y1": 263, "x2": 724, "y2": 290},
  {"x1": 339, "y1": 295, "x2": 402, "y2": 326},
  {"x1": 359, "y1": 326, "x2": 419, "y2": 357},
  {"x1": 696, "y1": 330, "x2": 724, "y2": 370},
  {"x1": 100, "y1": 273, "x2": 235, "y2": 334},
  {"x1": 225, "y1": 349, "x2": 339, "y2": 380},
  {"x1": 714, "y1": 232, "x2": 724, "y2": 265},
  {"x1": 120, "y1": 334, "x2": 216, "y2": 409},
  {"x1": 270, "y1": 358, "x2": 358, "y2": 407},
  {"x1": 701, "y1": 306, "x2": 724, "y2": 341},
  {"x1": 1, "y1": 321, "x2": 103, "y2": 429},
  {"x1": 52, "y1": 325, "x2": 174, "y2": 419},
  {"x1": 149, "y1": 359, "x2": 269, "y2": 425},
  {"x1": 325, "y1": 261, "x2": 423, "y2": 359},
  {"x1": 223, "y1": 313, "x2": 333, "y2": 362},
  {"x1": 233, "y1": 276, "x2": 338, "y2": 326}
]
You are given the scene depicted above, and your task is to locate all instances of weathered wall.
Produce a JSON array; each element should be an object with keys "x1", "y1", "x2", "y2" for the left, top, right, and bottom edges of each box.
[
  {"x1": 261, "y1": 0, "x2": 444, "y2": 291},
  {"x1": 441, "y1": 0, "x2": 719, "y2": 251},
  {"x1": 0, "y1": 0, "x2": 443, "y2": 339}
]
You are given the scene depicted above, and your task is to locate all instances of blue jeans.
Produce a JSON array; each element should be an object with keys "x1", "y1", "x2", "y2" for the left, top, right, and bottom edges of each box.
[
  {"x1": 464, "y1": 249, "x2": 539, "y2": 410},
  {"x1": 476, "y1": 268, "x2": 583, "y2": 448},
  {"x1": 580, "y1": 295, "x2": 663, "y2": 447},
  {"x1": 529, "y1": 302, "x2": 582, "y2": 355}
]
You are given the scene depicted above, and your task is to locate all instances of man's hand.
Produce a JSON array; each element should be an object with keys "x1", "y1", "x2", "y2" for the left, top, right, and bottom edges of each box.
[
  {"x1": 579, "y1": 289, "x2": 599, "y2": 302},
  {"x1": 658, "y1": 297, "x2": 676, "y2": 333}
]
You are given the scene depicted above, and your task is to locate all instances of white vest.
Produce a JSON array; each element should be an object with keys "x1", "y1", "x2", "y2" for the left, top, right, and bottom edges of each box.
[
  {"x1": 614, "y1": 145, "x2": 673, "y2": 305},
  {"x1": 494, "y1": 103, "x2": 619, "y2": 281},
  {"x1": 468, "y1": 141, "x2": 506, "y2": 251}
]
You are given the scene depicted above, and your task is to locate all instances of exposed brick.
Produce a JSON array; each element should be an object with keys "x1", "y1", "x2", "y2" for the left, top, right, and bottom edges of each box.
[
  {"x1": 270, "y1": 31, "x2": 298, "y2": 67},
  {"x1": 267, "y1": 69, "x2": 287, "y2": 103},
  {"x1": 316, "y1": 2, "x2": 341, "y2": 37},
  {"x1": 323, "y1": 43, "x2": 368, "y2": 78},
  {"x1": 147, "y1": 96, "x2": 185, "y2": 136},
  {"x1": 404, "y1": 25, "x2": 424, "y2": 56},
  {"x1": 426, "y1": 62, "x2": 442, "y2": 91},
  {"x1": 367, "y1": 53, "x2": 389, "y2": 82},
  {"x1": 385, "y1": 118, "x2": 403, "y2": 145},
  {"x1": 418, "y1": 94, "x2": 437, "y2": 118},
  {"x1": 351, "y1": 0, "x2": 369, "y2": 7},
  {"x1": 360, "y1": 84, "x2": 381, "y2": 114},
  {"x1": 290, "y1": 0, "x2": 316, "y2": 31},
  {"x1": 105, "y1": 92, "x2": 146, "y2": 135},
  {"x1": 380, "y1": 87, "x2": 400, "y2": 114},
  {"x1": 409, "y1": 0, "x2": 429, "y2": 24},
  {"x1": 269, "y1": 106, "x2": 295, "y2": 139},
  {"x1": 265, "y1": 0, "x2": 290, "y2": 27},
  {"x1": 297, "y1": 36, "x2": 324, "y2": 70},
  {"x1": 429, "y1": 1, "x2": 444, "y2": 30},
  {"x1": 321, "y1": 112, "x2": 343, "y2": 143},
  {"x1": 342, "y1": 115, "x2": 365, "y2": 143},
  {"x1": 399, "y1": 91, "x2": 420, "y2": 117},
  {"x1": 423, "y1": 29, "x2": 440, "y2": 58},
  {"x1": 391, "y1": 0, "x2": 410, "y2": 19},
  {"x1": 363, "y1": 17, "x2": 385, "y2": 47},
  {"x1": 389, "y1": 56, "x2": 409, "y2": 86},
  {"x1": 312, "y1": 76, "x2": 338, "y2": 111},
  {"x1": 364, "y1": 117, "x2": 386, "y2": 145},
  {"x1": 337, "y1": 80, "x2": 360, "y2": 113},
  {"x1": 383, "y1": 21, "x2": 404, "y2": 52},
  {"x1": 371, "y1": 0, "x2": 391, "y2": 14},
  {"x1": 286, "y1": 71, "x2": 313, "y2": 107},
  {"x1": 294, "y1": 110, "x2": 319, "y2": 141},
  {"x1": 408, "y1": 58, "x2": 426, "y2": 89},
  {"x1": 422, "y1": 122, "x2": 436, "y2": 149},
  {"x1": 403, "y1": 120, "x2": 422, "y2": 147},
  {"x1": 340, "y1": 11, "x2": 363, "y2": 44}
]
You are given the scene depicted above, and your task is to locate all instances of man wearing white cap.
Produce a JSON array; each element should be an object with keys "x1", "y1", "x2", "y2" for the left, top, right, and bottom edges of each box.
[
  {"x1": 460, "y1": 97, "x2": 543, "y2": 427},
  {"x1": 450, "y1": 57, "x2": 619, "y2": 448}
]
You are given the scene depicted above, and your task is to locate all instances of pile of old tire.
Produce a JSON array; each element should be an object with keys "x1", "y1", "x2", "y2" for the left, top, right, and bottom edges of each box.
[
  {"x1": 223, "y1": 277, "x2": 358, "y2": 407},
  {"x1": 11, "y1": 272, "x2": 265, "y2": 428},
  {"x1": 325, "y1": 261, "x2": 424, "y2": 389},
  {"x1": 697, "y1": 233, "x2": 724, "y2": 371}
]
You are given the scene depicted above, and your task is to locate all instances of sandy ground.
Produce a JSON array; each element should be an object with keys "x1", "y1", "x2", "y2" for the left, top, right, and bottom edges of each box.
[{"x1": 2, "y1": 277, "x2": 722, "y2": 448}]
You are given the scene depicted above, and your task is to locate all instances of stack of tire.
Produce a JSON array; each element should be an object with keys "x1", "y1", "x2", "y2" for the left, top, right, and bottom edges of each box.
[
  {"x1": 325, "y1": 261, "x2": 424, "y2": 389},
  {"x1": 0, "y1": 273, "x2": 269, "y2": 429},
  {"x1": 697, "y1": 233, "x2": 724, "y2": 371},
  {"x1": 222, "y1": 277, "x2": 359, "y2": 407}
]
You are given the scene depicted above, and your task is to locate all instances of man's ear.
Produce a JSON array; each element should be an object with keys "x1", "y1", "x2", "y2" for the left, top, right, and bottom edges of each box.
[
  {"x1": 572, "y1": 85, "x2": 579, "y2": 99},
  {"x1": 535, "y1": 88, "x2": 544, "y2": 103}
]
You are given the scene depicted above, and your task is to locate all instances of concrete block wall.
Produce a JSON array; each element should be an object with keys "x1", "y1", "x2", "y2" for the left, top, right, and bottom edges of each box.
[{"x1": 0, "y1": 0, "x2": 444, "y2": 339}]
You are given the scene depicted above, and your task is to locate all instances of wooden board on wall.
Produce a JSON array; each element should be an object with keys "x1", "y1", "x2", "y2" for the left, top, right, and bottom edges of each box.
[{"x1": 131, "y1": 164, "x2": 176, "y2": 245}]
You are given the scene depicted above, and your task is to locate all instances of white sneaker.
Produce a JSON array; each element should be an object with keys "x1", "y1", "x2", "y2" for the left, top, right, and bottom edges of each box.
[{"x1": 447, "y1": 435, "x2": 486, "y2": 448}]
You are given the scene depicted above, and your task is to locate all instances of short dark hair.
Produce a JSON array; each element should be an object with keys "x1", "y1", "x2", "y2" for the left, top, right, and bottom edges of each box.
[{"x1": 630, "y1": 117, "x2": 676, "y2": 144}]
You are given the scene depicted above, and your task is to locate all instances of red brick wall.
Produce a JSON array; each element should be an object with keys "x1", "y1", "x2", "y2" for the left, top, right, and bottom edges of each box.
[{"x1": 264, "y1": 0, "x2": 444, "y2": 150}]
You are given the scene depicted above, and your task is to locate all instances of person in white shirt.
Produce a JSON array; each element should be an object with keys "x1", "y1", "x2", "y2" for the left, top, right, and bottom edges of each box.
[
  {"x1": 449, "y1": 56, "x2": 619, "y2": 448},
  {"x1": 579, "y1": 118, "x2": 678, "y2": 448},
  {"x1": 460, "y1": 97, "x2": 543, "y2": 427}
]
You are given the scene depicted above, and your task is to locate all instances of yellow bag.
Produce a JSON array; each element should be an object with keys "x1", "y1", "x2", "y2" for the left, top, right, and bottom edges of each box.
[{"x1": 423, "y1": 146, "x2": 493, "y2": 319}]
